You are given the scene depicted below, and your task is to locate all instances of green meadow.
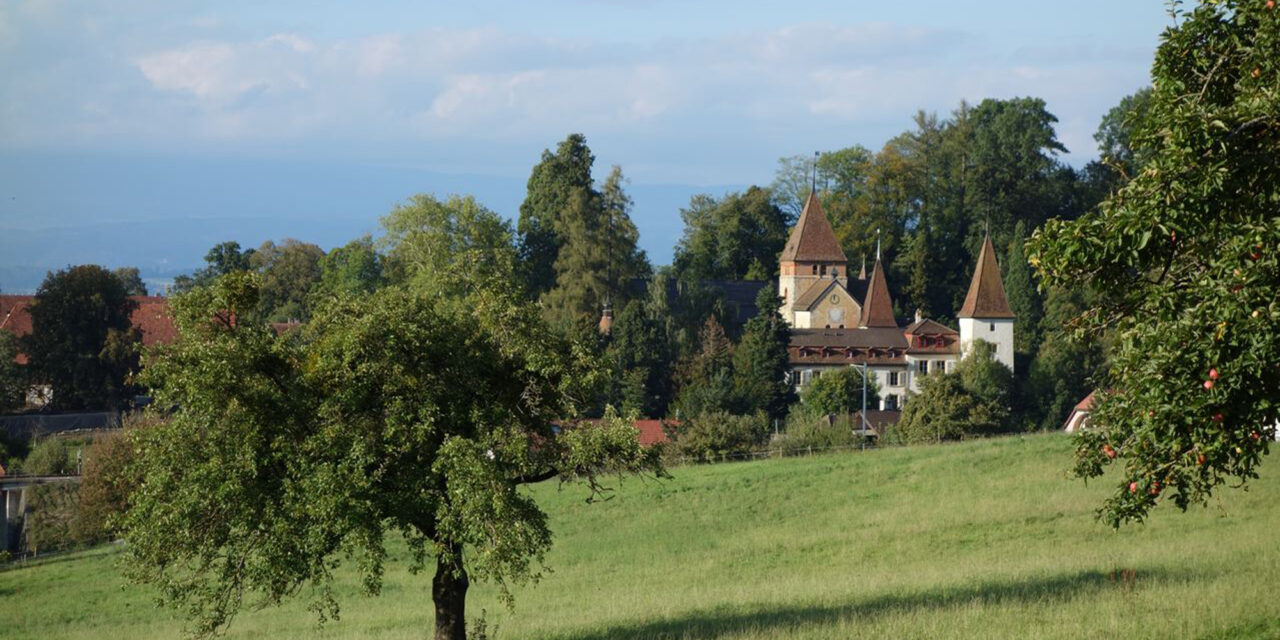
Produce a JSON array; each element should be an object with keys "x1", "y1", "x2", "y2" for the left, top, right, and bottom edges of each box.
[{"x1": 3, "y1": 433, "x2": 1278, "y2": 639}]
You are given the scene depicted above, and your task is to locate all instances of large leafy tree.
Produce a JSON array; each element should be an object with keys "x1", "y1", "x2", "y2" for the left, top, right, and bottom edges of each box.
[
  {"x1": 380, "y1": 194, "x2": 519, "y2": 301},
  {"x1": 1029, "y1": 0, "x2": 1279, "y2": 526},
  {"x1": 800, "y1": 366, "x2": 879, "y2": 417},
  {"x1": 172, "y1": 241, "x2": 256, "y2": 293},
  {"x1": 672, "y1": 187, "x2": 789, "y2": 282},
  {"x1": 316, "y1": 235, "x2": 384, "y2": 297},
  {"x1": 125, "y1": 273, "x2": 663, "y2": 640},
  {"x1": 0, "y1": 331, "x2": 24, "y2": 411},
  {"x1": 251, "y1": 239, "x2": 325, "y2": 322},
  {"x1": 24, "y1": 265, "x2": 139, "y2": 410}
]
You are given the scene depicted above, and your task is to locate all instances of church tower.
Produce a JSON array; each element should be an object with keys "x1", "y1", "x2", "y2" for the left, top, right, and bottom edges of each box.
[
  {"x1": 778, "y1": 193, "x2": 849, "y2": 326},
  {"x1": 957, "y1": 234, "x2": 1016, "y2": 372}
]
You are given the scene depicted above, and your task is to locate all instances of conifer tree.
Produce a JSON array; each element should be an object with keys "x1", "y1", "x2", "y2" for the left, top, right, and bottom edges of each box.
[
  {"x1": 1003, "y1": 221, "x2": 1043, "y2": 356},
  {"x1": 733, "y1": 288, "x2": 796, "y2": 420}
]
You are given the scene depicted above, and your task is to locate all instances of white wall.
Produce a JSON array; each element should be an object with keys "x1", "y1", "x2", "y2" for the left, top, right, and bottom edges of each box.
[{"x1": 959, "y1": 318, "x2": 1015, "y2": 373}]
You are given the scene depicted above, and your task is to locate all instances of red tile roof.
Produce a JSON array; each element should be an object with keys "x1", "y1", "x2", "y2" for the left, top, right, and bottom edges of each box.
[
  {"x1": 859, "y1": 258, "x2": 897, "y2": 328},
  {"x1": 958, "y1": 235, "x2": 1014, "y2": 319},
  {"x1": 0, "y1": 296, "x2": 34, "y2": 364},
  {"x1": 1, "y1": 295, "x2": 179, "y2": 364},
  {"x1": 780, "y1": 193, "x2": 848, "y2": 264}
]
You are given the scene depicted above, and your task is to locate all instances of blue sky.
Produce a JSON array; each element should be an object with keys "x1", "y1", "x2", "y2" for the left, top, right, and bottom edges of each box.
[{"x1": 0, "y1": 0, "x2": 1172, "y2": 290}]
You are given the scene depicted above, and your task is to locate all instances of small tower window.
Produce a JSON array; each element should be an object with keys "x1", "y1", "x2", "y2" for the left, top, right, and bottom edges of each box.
[
  {"x1": 989, "y1": 322, "x2": 995, "y2": 331},
  {"x1": 812, "y1": 265, "x2": 818, "y2": 274}
]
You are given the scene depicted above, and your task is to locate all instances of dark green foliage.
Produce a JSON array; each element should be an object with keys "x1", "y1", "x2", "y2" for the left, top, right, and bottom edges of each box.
[
  {"x1": 732, "y1": 288, "x2": 796, "y2": 420},
  {"x1": 673, "y1": 316, "x2": 738, "y2": 418},
  {"x1": 800, "y1": 367, "x2": 879, "y2": 417},
  {"x1": 1094, "y1": 87, "x2": 1154, "y2": 185},
  {"x1": 113, "y1": 267, "x2": 147, "y2": 296},
  {"x1": 672, "y1": 187, "x2": 789, "y2": 282},
  {"x1": 77, "y1": 424, "x2": 144, "y2": 541},
  {"x1": 24, "y1": 265, "x2": 139, "y2": 410},
  {"x1": 779, "y1": 412, "x2": 862, "y2": 456},
  {"x1": 1027, "y1": 285, "x2": 1107, "y2": 431},
  {"x1": 895, "y1": 372, "x2": 977, "y2": 444},
  {"x1": 607, "y1": 299, "x2": 674, "y2": 418},
  {"x1": 172, "y1": 241, "x2": 256, "y2": 293},
  {"x1": 124, "y1": 274, "x2": 664, "y2": 639},
  {"x1": 0, "y1": 331, "x2": 24, "y2": 412},
  {"x1": 251, "y1": 239, "x2": 325, "y2": 322},
  {"x1": 1003, "y1": 222, "x2": 1042, "y2": 355},
  {"x1": 1029, "y1": 0, "x2": 1280, "y2": 527},
  {"x1": 956, "y1": 340, "x2": 1015, "y2": 433},
  {"x1": 666, "y1": 411, "x2": 768, "y2": 462},
  {"x1": 317, "y1": 235, "x2": 384, "y2": 297},
  {"x1": 518, "y1": 134, "x2": 596, "y2": 297}
]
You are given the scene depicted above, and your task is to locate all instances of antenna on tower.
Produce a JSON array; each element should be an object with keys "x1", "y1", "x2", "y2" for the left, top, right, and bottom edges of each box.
[
  {"x1": 811, "y1": 151, "x2": 819, "y2": 193},
  {"x1": 876, "y1": 228, "x2": 882, "y2": 261}
]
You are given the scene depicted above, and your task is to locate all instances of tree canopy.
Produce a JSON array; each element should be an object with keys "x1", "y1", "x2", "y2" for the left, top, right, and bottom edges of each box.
[
  {"x1": 24, "y1": 265, "x2": 139, "y2": 410},
  {"x1": 124, "y1": 274, "x2": 663, "y2": 639},
  {"x1": 1029, "y1": 0, "x2": 1279, "y2": 526}
]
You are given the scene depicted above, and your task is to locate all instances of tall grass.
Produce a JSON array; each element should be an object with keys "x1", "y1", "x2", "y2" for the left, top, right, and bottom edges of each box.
[{"x1": 2, "y1": 434, "x2": 1277, "y2": 639}]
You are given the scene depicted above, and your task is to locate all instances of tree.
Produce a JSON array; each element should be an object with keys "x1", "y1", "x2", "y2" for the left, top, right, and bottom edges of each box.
[
  {"x1": 124, "y1": 274, "x2": 663, "y2": 639},
  {"x1": 1003, "y1": 221, "x2": 1043, "y2": 356},
  {"x1": 955, "y1": 340, "x2": 1015, "y2": 434},
  {"x1": 316, "y1": 235, "x2": 384, "y2": 297},
  {"x1": 518, "y1": 134, "x2": 596, "y2": 297},
  {"x1": 666, "y1": 411, "x2": 769, "y2": 462},
  {"x1": 0, "y1": 331, "x2": 24, "y2": 411},
  {"x1": 172, "y1": 241, "x2": 256, "y2": 293},
  {"x1": 607, "y1": 298, "x2": 673, "y2": 418},
  {"x1": 672, "y1": 187, "x2": 790, "y2": 283},
  {"x1": 1094, "y1": 87, "x2": 1154, "y2": 184},
  {"x1": 251, "y1": 239, "x2": 325, "y2": 322},
  {"x1": 24, "y1": 265, "x2": 139, "y2": 410},
  {"x1": 113, "y1": 267, "x2": 148, "y2": 296},
  {"x1": 732, "y1": 288, "x2": 796, "y2": 420},
  {"x1": 380, "y1": 194, "x2": 519, "y2": 302},
  {"x1": 540, "y1": 166, "x2": 650, "y2": 332},
  {"x1": 673, "y1": 316, "x2": 737, "y2": 418},
  {"x1": 800, "y1": 366, "x2": 878, "y2": 417},
  {"x1": 1028, "y1": 0, "x2": 1279, "y2": 526},
  {"x1": 895, "y1": 372, "x2": 979, "y2": 444},
  {"x1": 1027, "y1": 285, "x2": 1107, "y2": 431}
]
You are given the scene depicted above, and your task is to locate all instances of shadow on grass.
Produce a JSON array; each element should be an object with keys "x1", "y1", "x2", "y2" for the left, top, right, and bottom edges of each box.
[{"x1": 549, "y1": 567, "x2": 1200, "y2": 640}]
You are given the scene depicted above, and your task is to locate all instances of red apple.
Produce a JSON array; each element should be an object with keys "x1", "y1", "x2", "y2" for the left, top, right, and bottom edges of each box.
[
  {"x1": 1103, "y1": 445, "x2": 1117, "y2": 459},
  {"x1": 1204, "y1": 379, "x2": 1215, "y2": 390},
  {"x1": 1197, "y1": 453, "x2": 1207, "y2": 465},
  {"x1": 1129, "y1": 481, "x2": 1138, "y2": 493},
  {"x1": 1251, "y1": 431, "x2": 1261, "y2": 442},
  {"x1": 1209, "y1": 368, "x2": 1220, "y2": 380},
  {"x1": 1212, "y1": 413, "x2": 1224, "y2": 423}
]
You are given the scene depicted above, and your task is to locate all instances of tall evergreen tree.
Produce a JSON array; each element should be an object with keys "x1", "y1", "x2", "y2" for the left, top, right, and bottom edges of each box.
[
  {"x1": 1003, "y1": 221, "x2": 1043, "y2": 356},
  {"x1": 517, "y1": 134, "x2": 596, "y2": 297},
  {"x1": 732, "y1": 288, "x2": 796, "y2": 420},
  {"x1": 672, "y1": 187, "x2": 789, "y2": 282}
]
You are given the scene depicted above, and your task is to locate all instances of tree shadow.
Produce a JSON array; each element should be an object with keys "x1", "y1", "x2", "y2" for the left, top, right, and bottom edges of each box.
[{"x1": 547, "y1": 567, "x2": 1200, "y2": 640}]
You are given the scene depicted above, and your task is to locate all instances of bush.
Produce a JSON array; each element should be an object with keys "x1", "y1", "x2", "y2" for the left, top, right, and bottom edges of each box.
[
  {"x1": 22, "y1": 437, "x2": 75, "y2": 475},
  {"x1": 778, "y1": 410, "x2": 865, "y2": 456},
  {"x1": 77, "y1": 420, "x2": 148, "y2": 541},
  {"x1": 667, "y1": 411, "x2": 768, "y2": 462},
  {"x1": 801, "y1": 367, "x2": 879, "y2": 415},
  {"x1": 24, "y1": 482, "x2": 84, "y2": 554}
]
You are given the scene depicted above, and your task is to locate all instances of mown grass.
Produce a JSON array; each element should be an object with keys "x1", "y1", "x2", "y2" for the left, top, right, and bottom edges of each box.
[{"x1": 2, "y1": 433, "x2": 1278, "y2": 639}]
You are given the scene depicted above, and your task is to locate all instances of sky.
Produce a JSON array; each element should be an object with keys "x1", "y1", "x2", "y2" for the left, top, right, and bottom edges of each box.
[{"x1": 0, "y1": 0, "x2": 1173, "y2": 291}]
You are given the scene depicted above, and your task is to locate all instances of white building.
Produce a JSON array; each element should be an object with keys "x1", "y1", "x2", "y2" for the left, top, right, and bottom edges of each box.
[{"x1": 781, "y1": 193, "x2": 1015, "y2": 411}]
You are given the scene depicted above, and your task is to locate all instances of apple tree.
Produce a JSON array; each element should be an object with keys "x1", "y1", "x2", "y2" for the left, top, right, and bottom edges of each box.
[
  {"x1": 1028, "y1": 0, "x2": 1279, "y2": 526},
  {"x1": 123, "y1": 273, "x2": 663, "y2": 639}
]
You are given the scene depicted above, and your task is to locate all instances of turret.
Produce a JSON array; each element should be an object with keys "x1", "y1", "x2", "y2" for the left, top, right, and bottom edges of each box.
[{"x1": 957, "y1": 234, "x2": 1015, "y2": 372}]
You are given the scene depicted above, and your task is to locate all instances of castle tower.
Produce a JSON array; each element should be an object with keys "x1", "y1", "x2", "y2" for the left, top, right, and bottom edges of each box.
[
  {"x1": 957, "y1": 234, "x2": 1016, "y2": 372},
  {"x1": 859, "y1": 255, "x2": 897, "y2": 328},
  {"x1": 778, "y1": 193, "x2": 848, "y2": 326}
]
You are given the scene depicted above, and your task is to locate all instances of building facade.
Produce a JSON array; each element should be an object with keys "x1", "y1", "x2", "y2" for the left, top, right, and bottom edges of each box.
[{"x1": 780, "y1": 194, "x2": 1015, "y2": 411}]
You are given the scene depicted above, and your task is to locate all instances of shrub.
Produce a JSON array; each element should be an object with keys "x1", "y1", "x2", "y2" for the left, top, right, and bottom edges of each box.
[
  {"x1": 667, "y1": 411, "x2": 768, "y2": 462},
  {"x1": 77, "y1": 419, "x2": 148, "y2": 541},
  {"x1": 801, "y1": 366, "x2": 879, "y2": 415},
  {"x1": 22, "y1": 437, "x2": 75, "y2": 475}
]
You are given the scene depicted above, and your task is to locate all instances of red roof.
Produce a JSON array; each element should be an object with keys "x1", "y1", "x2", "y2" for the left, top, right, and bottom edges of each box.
[
  {"x1": 780, "y1": 193, "x2": 848, "y2": 264},
  {"x1": 1073, "y1": 391, "x2": 1097, "y2": 413},
  {"x1": 1, "y1": 295, "x2": 178, "y2": 364},
  {"x1": 958, "y1": 235, "x2": 1015, "y2": 319},
  {"x1": 859, "y1": 258, "x2": 897, "y2": 328}
]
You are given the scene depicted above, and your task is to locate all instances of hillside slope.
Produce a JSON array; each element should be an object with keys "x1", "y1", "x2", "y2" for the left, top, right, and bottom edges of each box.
[{"x1": 3, "y1": 434, "x2": 1278, "y2": 639}]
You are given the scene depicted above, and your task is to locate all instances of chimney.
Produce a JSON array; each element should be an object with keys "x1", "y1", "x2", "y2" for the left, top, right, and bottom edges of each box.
[{"x1": 914, "y1": 308, "x2": 922, "y2": 323}]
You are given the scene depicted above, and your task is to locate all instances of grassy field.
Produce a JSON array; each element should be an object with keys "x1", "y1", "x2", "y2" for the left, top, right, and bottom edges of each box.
[{"x1": 3, "y1": 433, "x2": 1278, "y2": 639}]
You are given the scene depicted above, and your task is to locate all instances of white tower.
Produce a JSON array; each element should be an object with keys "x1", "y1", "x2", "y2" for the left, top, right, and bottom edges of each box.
[{"x1": 957, "y1": 234, "x2": 1016, "y2": 373}]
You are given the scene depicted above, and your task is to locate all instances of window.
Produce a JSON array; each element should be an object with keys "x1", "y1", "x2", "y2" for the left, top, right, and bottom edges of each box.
[
  {"x1": 788, "y1": 370, "x2": 800, "y2": 386},
  {"x1": 932, "y1": 360, "x2": 945, "y2": 374},
  {"x1": 812, "y1": 265, "x2": 818, "y2": 274},
  {"x1": 884, "y1": 394, "x2": 899, "y2": 411},
  {"x1": 888, "y1": 371, "x2": 901, "y2": 386},
  {"x1": 989, "y1": 322, "x2": 995, "y2": 331},
  {"x1": 917, "y1": 360, "x2": 928, "y2": 375}
]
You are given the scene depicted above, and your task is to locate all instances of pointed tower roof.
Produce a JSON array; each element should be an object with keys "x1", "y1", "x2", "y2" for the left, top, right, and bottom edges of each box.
[
  {"x1": 958, "y1": 235, "x2": 1015, "y2": 319},
  {"x1": 859, "y1": 258, "x2": 897, "y2": 328},
  {"x1": 857, "y1": 256, "x2": 866, "y2": 280},
  {"x1": 780, "y1": 193, "x2": 848, "y2": 263}
]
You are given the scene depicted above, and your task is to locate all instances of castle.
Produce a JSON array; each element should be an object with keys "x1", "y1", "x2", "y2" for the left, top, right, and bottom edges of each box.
[{"x1": 779, "y1": 193, "x2": 1014, "y2": 411}]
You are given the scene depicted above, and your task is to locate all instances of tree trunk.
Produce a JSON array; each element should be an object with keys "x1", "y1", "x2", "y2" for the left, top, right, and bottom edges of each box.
[{"x1": 432, "y1": 542, "x2": 469, "y2": 640}]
